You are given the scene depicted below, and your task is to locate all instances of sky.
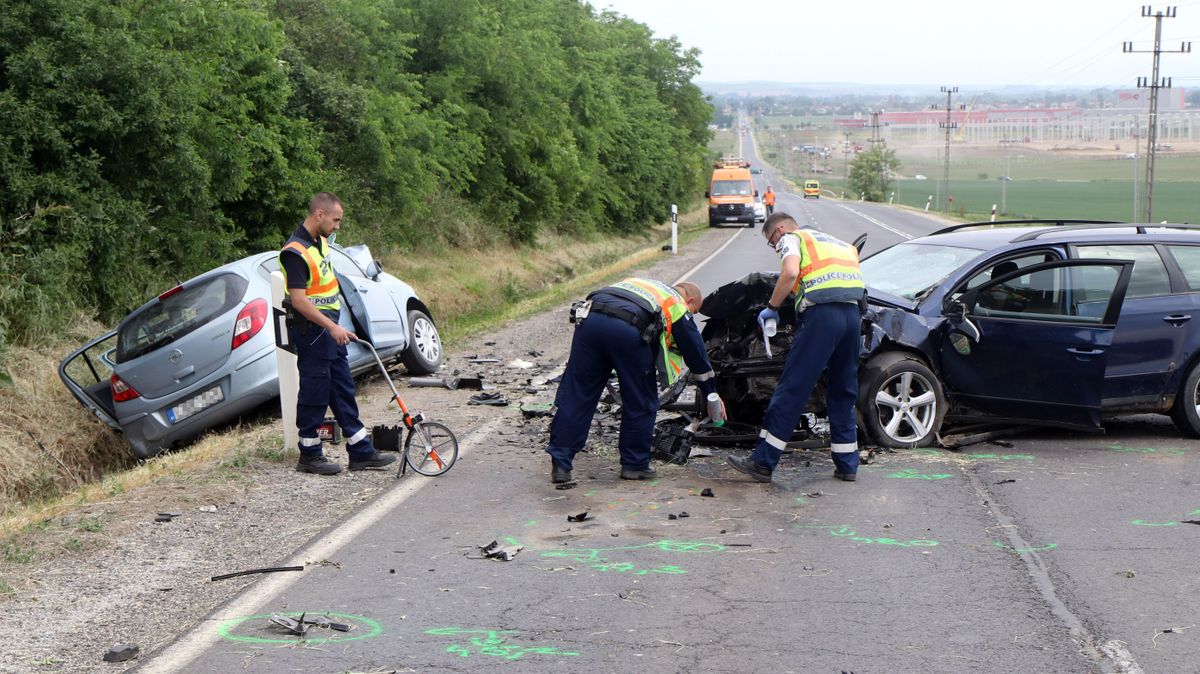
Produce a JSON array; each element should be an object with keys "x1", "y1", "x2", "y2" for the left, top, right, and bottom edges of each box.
[{"x1": 595, "y1": 0, "x2": 1200, "y2": 89}]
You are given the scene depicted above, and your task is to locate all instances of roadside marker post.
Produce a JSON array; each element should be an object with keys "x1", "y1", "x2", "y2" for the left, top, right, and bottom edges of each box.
[
  {"x1": 925, "y1": 195, "x2": 933, "y2": 212},
  {"x1": 270, "y1": 272, "x2": 299, "y2": 452},
  {"x1": 991, "y1": 203, "x2": 997, "y2": 222},
  {"x1": 670, "y1": 204, "x2": 678, "y2": 255},
  {"x1": 889, "y1": 191, "x2": 895, "y2": 204}
]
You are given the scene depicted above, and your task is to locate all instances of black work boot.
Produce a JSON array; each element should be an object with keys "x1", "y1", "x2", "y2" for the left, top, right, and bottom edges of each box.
[
  {"x1": 348, "y1": 451, "x2": 398, "y2": 471},
  {"x1": 297, "y1": 453, "x2": 342, "y2": 475},
  {"x1": 619, "y1": 465, "x2": 657, "y2": 480},
  {"x1": 551, "y1": 461, "x2": 573, "y2": 484},
  {"x1": 726, "y1": 454, "x2": 772, "y2": 483}
]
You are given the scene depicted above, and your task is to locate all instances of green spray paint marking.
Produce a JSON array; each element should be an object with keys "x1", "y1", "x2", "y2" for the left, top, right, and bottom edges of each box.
[
  {"x1": 912, "y1": 449, "x2": 1035, "y2": 462},
  {"x1": 504, "y1": 536, "x2": 522, "y2": 547},
  {"x1": 539, "y1": 539, "x2": 724, "y2": 574},
  {"x1": 524, "y1": 520, "x2": 537, "y2": 527},
  {"x1": 885, "y1": 468, "x2": 952, "y2": 480},
  {"x1": 426, "y1": 628, "x2": 579, "y2": 660},
  {"x1": 993, "y1": 541, "x2": 1058, "y2": 553},
  {"x1": 794, "y1": 524, "x2": 938, "y2": 548},
  {"x1": 1102, "y1": 443, "x2": 1188, "y2": 456},
  {"x1": 1131, "y1": 520, "x2": 1179, "y2": 527},
  {"x1": 218, "y1": 612, "x2": 382, "y2": 644}
]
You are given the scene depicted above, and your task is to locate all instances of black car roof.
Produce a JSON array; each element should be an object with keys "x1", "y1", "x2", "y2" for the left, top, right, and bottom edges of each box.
[{"x1": 910, "y1": 220, "x2": 1200, "y2": 251}]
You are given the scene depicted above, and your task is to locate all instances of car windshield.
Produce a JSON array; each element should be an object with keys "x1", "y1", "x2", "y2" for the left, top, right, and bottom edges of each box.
[
  {"x1": 116, "y1": 273, "x2": 249, "y2": 362},
  {"x1": 712, "y1": 180, "x2": 751, "y2": 196},
  {"x1": 860, "y1": 242, "x2": 984, "y2": 301}
]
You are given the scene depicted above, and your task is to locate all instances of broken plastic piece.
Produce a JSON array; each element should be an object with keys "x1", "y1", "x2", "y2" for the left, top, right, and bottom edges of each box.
[
  {"x1": 668, "y1": 514, "x2": 678, "y2": 520},
  {"x1": 479, "y1": 539, "x2": 524, "y2": 561},
  {"x1": 567, "y1": 511, "x2": 590, "y2": 522},
  {"x1": 154, "y1": 512, "x2": 181, "y2": 522},
  {"x1": 454, "y1": 377, "x2": 484, "y2": 390},
  {"x1": 555, "y1": 481, "x2": 578, "y2": 490},
  {"x1": 700, "y1": 488, "x2": 715, "y2": 497},
  {"x1": 508, "y1": 359, "x2": 535, "y2": 369},
  {"x1": 520, "y1": 402, "x2": 555, "y2": 417},
  {"x1": 211, "y1": 565, "x2": 305, "y2": 582},
  {"x1": 103, "y1": 644, "x2": 139, "y2": 663}
]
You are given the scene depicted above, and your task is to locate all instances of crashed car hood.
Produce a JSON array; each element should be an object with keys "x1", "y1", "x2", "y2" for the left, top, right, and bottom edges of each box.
[{"x1": 699, "y1": 272, "x2": 784, "y2": 320}]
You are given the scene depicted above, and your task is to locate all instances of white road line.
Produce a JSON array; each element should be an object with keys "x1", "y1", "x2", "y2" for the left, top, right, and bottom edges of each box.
[
  {"x1": 675, "y1": 228, "x2": 744, "y2": 283},
  {"x1": 141, "y1": 415, "x2": 509, "y2": 674},
  {"x1": 836, "y1": 204, "x2": 915, "y2": 240}
]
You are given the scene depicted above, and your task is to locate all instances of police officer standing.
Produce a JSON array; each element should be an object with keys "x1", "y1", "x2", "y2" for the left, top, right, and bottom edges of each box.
[
  {"x1": 546, "y1": 278, "x2": 725, "y2": 483},
  {"x1": 280, "y1": 192, "x2": 396, "y2": 475},
  {"x1": 727, "y1": 212, "x2": 865, "y2": 483}
]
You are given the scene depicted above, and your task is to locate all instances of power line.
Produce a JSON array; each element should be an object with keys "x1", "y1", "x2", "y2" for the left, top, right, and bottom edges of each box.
[
  {"x1": 932, "y1": 86, "x2": 961, "y2": 214},
  {"x1": 1124, "y1": 5, "x2": 1193, "y2": 222}
]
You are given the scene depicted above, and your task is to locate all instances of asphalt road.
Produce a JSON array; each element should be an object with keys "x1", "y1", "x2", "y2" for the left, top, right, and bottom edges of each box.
[{"x1": 138, "y1": 139, "x2": 1200, "y2": 674}]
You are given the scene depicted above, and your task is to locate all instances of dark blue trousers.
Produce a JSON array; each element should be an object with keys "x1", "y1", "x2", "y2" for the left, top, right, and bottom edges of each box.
[
  {"x1": 292, "y1": 324, "x2": 375, "y2": 459},
  {"x1": 546, "y1": 313, "x2": 658, "y2": 472},
  {"x1": 752, "y1": 302, "x2": 861, "y2": 472}
]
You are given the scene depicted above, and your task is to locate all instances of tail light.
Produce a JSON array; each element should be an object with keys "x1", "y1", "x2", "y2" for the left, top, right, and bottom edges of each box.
[
  {"x1": 111, "y1": 374, "x2": 140, "y2": 402},
  {"x1": 232, "y1": 298, "x2": 268, "y2": 350}
]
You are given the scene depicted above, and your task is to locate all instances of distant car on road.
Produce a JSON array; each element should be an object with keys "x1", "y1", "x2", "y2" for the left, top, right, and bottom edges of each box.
[
  {"x1": 914, "y1": 174, "x2": 928, "y2": 180},
  {"x1": 699, "y1": 220, "x2": 1200, "y2": 448},
  {"x1": 803, "y1": 180, "x2": 821, "y2": 199},
  {"x1": 60, "y1": 242, "x2": 442, "y2": 458},
  {"x1": 753, "y1": 198, "x2": 766, "y2": 223}
]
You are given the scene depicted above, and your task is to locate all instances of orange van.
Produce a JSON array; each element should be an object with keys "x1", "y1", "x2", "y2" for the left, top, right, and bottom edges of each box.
[{"x1": 706, "y1": 157, "x2": 757, "y2": 227}]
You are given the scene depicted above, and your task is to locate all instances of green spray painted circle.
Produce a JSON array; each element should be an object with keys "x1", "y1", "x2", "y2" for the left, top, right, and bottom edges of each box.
[{"x1": 218, "y1": 612, "x2": 383, "y2": 644}]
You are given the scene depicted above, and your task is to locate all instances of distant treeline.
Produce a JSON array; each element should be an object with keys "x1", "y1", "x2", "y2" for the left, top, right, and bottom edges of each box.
[{"x1": 0, "y1": 0, "x2": 712, "y2": 345}]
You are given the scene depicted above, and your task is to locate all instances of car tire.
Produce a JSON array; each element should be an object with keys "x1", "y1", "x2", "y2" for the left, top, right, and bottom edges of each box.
[
  {"x1": 401, "y1": 309, "x2": 442, "y2": 375},
  {"x1": 1169, "y1": 360, "x2": 1200, "y2": 438},
  {"x1": 858, "y1": 352, "x2": 945, "y2": 448}
]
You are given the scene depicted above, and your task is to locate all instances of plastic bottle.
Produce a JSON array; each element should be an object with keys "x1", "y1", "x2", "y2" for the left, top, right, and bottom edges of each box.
[
  {"x1": 706, "y1": 392, "x2": 725, "y2": 427},
  {"x1": 763, "y1": 317, "x2": 777, "y2": 338}
]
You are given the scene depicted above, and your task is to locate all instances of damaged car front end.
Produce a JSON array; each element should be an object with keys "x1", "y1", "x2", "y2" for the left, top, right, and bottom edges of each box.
[{"x1": 699, "y1": 221, "x2": 1156, "y2": 448}]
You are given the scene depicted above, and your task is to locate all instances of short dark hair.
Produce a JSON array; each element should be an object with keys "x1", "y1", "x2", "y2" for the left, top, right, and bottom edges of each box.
[
  {"x1": 308, "y1": 192, "x2": 342, "y2": 215},
  {"x1": 763, "y1": 211, "x2": 795, "y2": 236}
]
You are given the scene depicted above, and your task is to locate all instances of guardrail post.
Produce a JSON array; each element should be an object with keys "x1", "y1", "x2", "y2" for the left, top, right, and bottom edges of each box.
[
  {"x1": 670, "y1": 204, "x2": 678, "y2": 255},
  {"x1": 271, "y1": 271, "x2": 298, "y2": 452}
]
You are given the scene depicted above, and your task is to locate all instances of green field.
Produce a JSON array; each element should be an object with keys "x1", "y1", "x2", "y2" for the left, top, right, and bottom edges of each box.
[{"x1": 890, "y1": 178, "x2": 1200, "y2": 223}]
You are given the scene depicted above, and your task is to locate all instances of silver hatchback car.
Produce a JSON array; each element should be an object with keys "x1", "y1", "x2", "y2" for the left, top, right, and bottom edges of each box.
[{"x1": 60, "y1": 242, "x2": 442, "y2": 458}]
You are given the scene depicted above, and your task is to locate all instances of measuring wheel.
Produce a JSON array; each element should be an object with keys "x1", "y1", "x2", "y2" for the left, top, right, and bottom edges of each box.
[{"x1": 403, "y1": 421, "x2": 459, "y2": 476}]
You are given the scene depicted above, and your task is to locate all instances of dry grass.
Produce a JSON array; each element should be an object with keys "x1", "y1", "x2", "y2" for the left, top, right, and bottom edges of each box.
[{"x1": 0, "y1": 209, "x2": 708, "y2": 537}]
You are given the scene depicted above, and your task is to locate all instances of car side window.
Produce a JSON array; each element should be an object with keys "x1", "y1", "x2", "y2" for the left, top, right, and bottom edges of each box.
[
  {"x1": 964, "y1": 252, "x2": 1057, "y2": 292},
  {"x1": 328, "y1": 249, "x2": 366, "y2": 279},
  {"x1": 973, "y1": 265, "x2": 1070, "y2": 319},
  {"x1": 1073, "y1": 245, "x2": 1170, "y2": 298},
  {"x1": 1166, "y1": 245, "x2": 1200, "y2": 291}
]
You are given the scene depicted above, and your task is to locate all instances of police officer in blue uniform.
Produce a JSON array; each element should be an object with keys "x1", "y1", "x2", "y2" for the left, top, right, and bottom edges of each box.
[
  {"x1": 546, "y1": 278, "x2": 724, "y2": 483},
  {"x1": 280, "y1": 192, "x2": 396, "y2": 475},
  {"x1": 727, "y1": 212, "x2": 866, "y2": 483}
]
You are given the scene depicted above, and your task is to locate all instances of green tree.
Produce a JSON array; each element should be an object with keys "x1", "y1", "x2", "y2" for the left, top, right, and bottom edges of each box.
[{"x1": 848, "y1": 147, "x2": 901, "y2": 202}]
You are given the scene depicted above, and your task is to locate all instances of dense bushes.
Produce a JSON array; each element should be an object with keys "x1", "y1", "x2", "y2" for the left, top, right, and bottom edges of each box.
[{"x1": 0, "y1": 0, "x2": 711, "y2": 348}]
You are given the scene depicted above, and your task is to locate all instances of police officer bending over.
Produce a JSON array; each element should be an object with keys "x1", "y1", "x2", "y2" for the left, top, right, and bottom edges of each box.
[
  {"x1": 727, "y1": 212, "x2": 865, "y2": 484},
  {"x1": 546, "y1": 278, "x2": 725, "y2": 483},
  {"x1": 280, "y1": 192, "x2": 396, "y2": 475}
]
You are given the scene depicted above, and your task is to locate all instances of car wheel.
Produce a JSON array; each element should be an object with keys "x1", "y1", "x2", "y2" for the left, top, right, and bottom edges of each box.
[
  {"x1": 859, "y1": 352, "x2": 945, "y2": 448},
  {"x1": 1170, "y1": 360, "x2": 1200, "y2": 438},
  {"x1": 401, "y1": 309, "x2": 442, "y2": 375}
]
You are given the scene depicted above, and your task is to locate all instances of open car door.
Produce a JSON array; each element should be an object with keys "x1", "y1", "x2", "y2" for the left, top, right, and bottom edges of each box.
[
  {"x1": 938, "y1": 259, "x2": 1133, "y2": 428},
  {"x1": 58, "y1": 330, "x2": 122, "y2": 431},
  {"x1": 328, "y1": 249, "x2": 406, "y2": 350}
]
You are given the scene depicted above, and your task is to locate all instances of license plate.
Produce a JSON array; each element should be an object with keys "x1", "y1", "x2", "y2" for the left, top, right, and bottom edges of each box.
[
  {"x1": 725, "y1": 216, "x2": 739, "y2": 221},
  {"x1": 166, "y1": 386, "x2": 224, "y2": 424}
]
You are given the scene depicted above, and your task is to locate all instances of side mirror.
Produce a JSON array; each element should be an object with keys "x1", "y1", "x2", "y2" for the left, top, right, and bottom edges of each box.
[
  {"x1": 704, "y1": 191, "x2": 710, "y2": 198},
  {"x1": 853, "y1": 233, "x2": 867, "y2": 253},
  {"x1": 365, "y1": 260, "x2": 383, "y2": 280},
  {"x1": 753, "y1": 190, "x2": 759, "y2": 198},
  {"x1": 945, "y1": 299, "x2": 982, "y2": 344}
]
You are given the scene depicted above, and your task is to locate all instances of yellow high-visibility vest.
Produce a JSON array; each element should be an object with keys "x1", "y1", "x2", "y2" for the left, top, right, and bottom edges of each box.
[
  {"x1": 785, "y1": 230, "x2": 864, "y2": 309},
  {"x1": 609, "y1": 278, "x2": 690, "y2": 385},
  {"x1": 279, "y1": 236, "x2": 340, "y2": 314}
]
